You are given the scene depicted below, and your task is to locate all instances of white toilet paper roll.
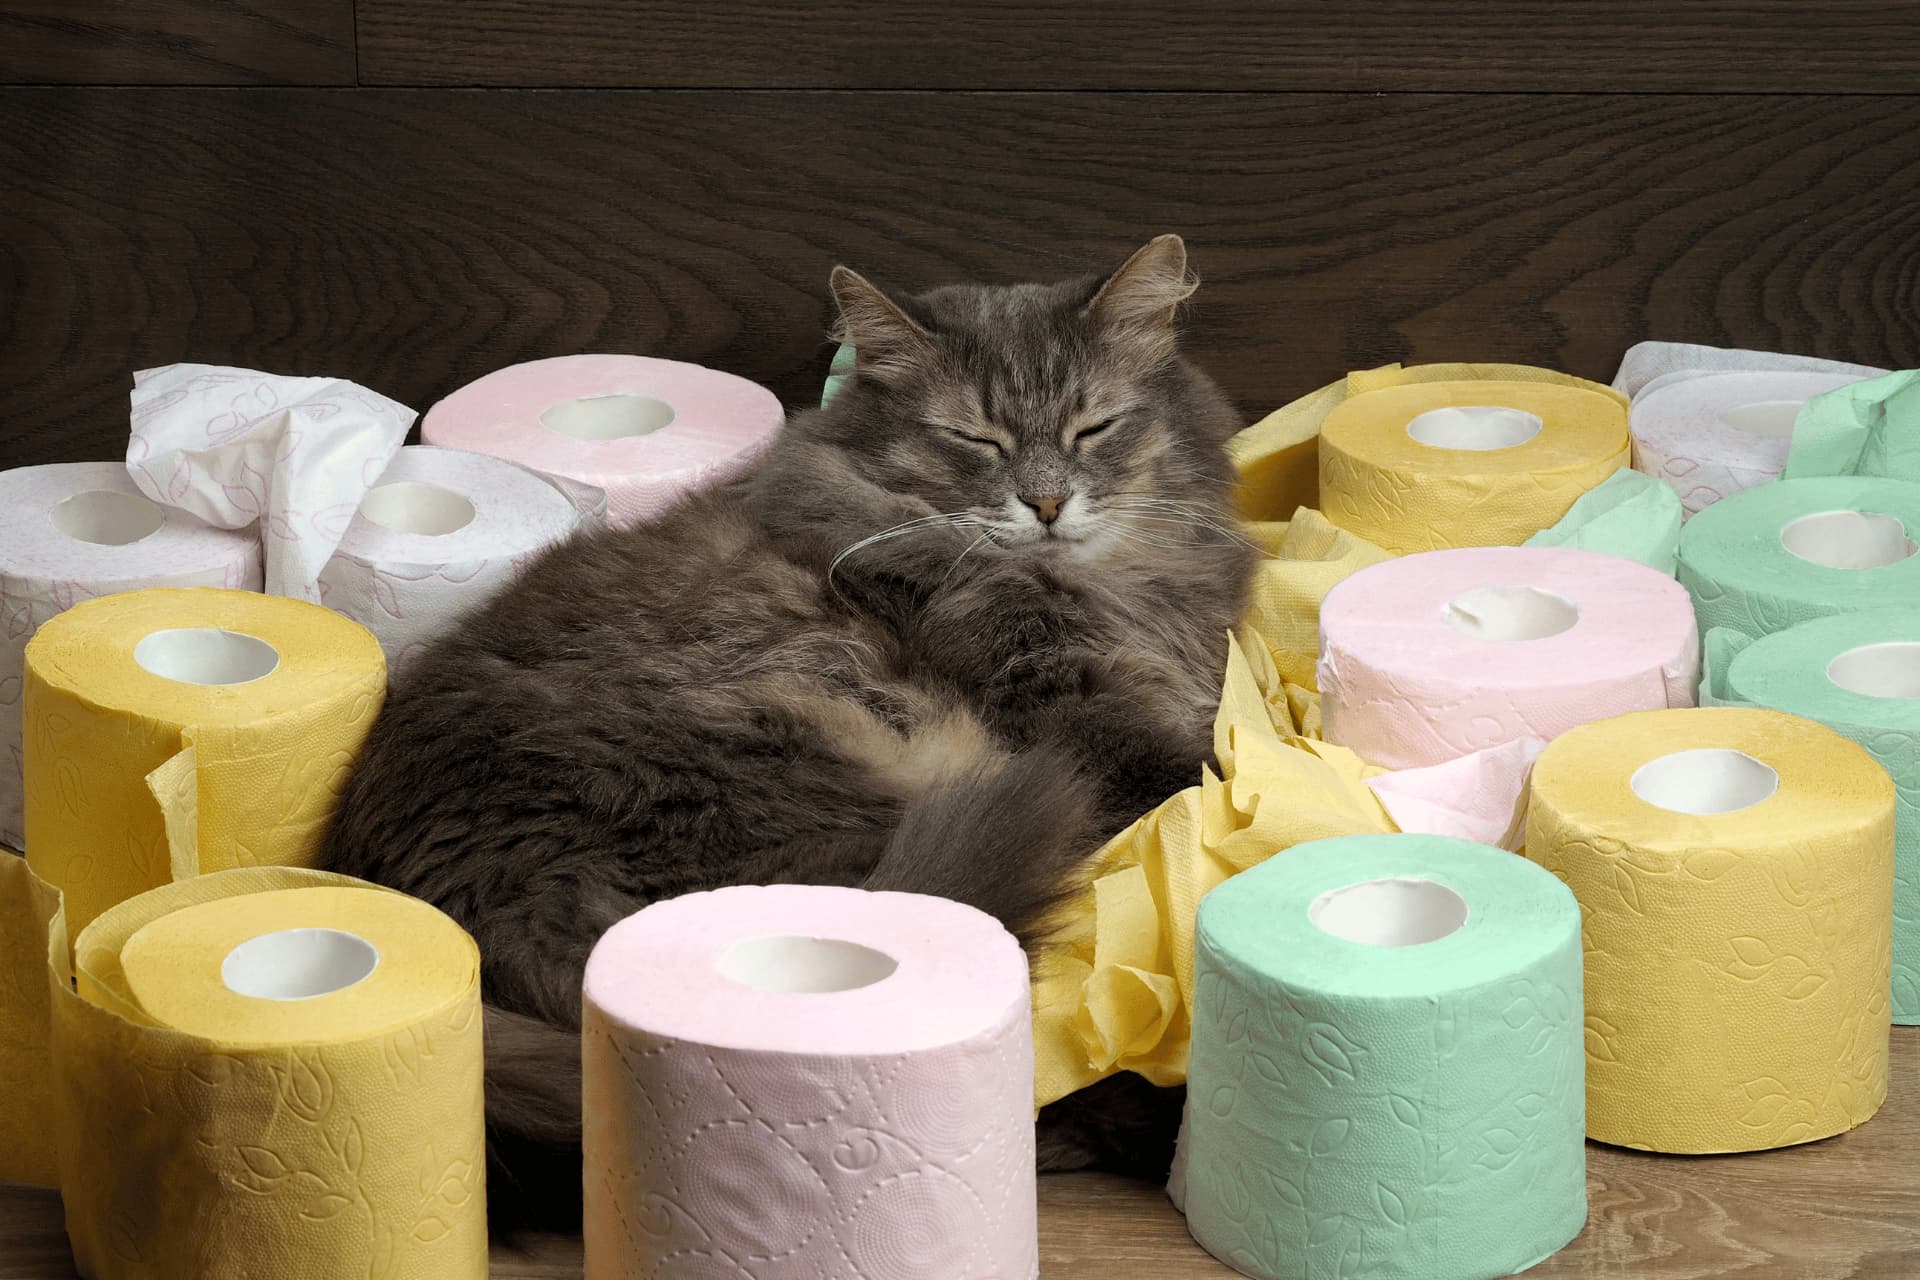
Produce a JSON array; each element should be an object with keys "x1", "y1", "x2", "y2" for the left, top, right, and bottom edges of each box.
[
  {"x1": 1631, "y1": 371, "x2": 1870, "y2": 517},
  {"x1": 1611, "y1": 341, "x2": 1887, "y2": 399},
  {"x1": 0, "y1": 462, "x2": 262, "y2": 848},
  {"x1": 315, "y1": 447, "x2": 607, "y2": 674}
]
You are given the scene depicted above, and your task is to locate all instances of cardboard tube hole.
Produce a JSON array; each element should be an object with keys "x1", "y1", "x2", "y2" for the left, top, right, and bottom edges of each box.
[
  {"x1": 1445, "y1": 586, "x2": 1581, "y2": 642},
  {"x1": 1631, "y1": 749, "x2": 1779, "y2": 816},
  {"x1": 359, "y1": 481, "x2": 476, "y2": 536},
  {"x1": 1828, "y1": 642, "x2": 1920, "y2": 699},
  {"x1": 715, "y1": 935, "x2": 899, "y2": 994},
  {"x1": 50, "y1": 489, "x2": 165, "y2": 546},
  {"x1": 540, "y1": 394, "x2": 676, "y2": 440},
  {"x1": 1717, "y1": 400, "x2": 1803, "y2": 440},
  {"x1": 134, "y1": 628, "x2": 280, "y2": 686},
  {"x1": 1309, "y1": 877, "x2": 1470, "y2": 948},
  {"x1": 1406, "y1": 406, "x2": 1543, "y2": 451},
  {"x1": 222, "y1": 928, "x2": 380, "y2": 1000},
  {"x1": 1781, "y1": 509, "x2": 1918, "y2": 569}
]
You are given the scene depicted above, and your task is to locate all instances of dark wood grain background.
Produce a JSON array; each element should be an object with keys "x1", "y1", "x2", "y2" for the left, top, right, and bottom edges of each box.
[{"x1": 2, "y1": 3, "x2": 1917, "y2": 473}]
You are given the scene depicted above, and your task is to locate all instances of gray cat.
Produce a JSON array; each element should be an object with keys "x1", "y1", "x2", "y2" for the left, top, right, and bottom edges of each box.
[{"x1": 319, "y1": 234, "x2": 1257, "y2": 1229}]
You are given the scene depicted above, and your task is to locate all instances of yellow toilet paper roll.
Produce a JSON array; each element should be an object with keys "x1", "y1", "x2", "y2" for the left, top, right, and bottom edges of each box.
[
  {"x1": 1319, "y1": 376, "x2": 1629, "y2": 553},
  {"x1": 1528, "y1": 707, "x2": 1894, "y2": 1153},
  {"x1": 23, "y1": 588, "x2": 385, "y2": 934},
  {"x1": 0, "y1": 849, "x2": 59, "y2": 1186},
  {"x1": 51, "y1": 866, "x2": 486, "y2": 1279}
]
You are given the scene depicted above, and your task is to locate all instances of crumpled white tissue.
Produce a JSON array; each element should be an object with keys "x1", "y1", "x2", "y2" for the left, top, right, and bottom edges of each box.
[{"x1": 127, "y1": 364, "x2": 415, "y2": 601}]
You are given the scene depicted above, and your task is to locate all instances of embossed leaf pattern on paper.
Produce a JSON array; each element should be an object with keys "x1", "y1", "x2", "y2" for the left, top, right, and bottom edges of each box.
[
  {"x1": 1183, "y1": 956, "x2": 1586, "y2": 1280},
  {"x1": 582, "y1": 998, "x2": 1038, "y2": 1280},
  {"x1": 56, "y1": 991, "x2": 487, "y2": 1279},
  {"x1": 1530, "y1": 752, "x2": 1892, "y2": 1151}
]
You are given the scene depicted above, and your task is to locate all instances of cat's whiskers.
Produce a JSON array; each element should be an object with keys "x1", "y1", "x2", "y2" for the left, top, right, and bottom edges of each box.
[
  {"x1": 1103, "y1": 500, "x2": 1265, "y2": 555},
  {"x1": 828, "y1": 512, "x2": 979, "y2": 582},
  {"x1": 937, "y1": 530, "x2": 998, "y2": 591}
]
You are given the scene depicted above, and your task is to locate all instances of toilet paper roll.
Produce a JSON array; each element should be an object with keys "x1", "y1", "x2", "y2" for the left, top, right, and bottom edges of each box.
[
  {"x1": 0, "y1": 462, "x2": 263, "y2": 850},
  {"x1": 1318, "y1": 546, "x2": 1698, "y2": 770},
  {"x1": 422, "y1": 355, "x2": 784, "y2": 529},
  {"x1": 316, "y1": 446, "x2": 607, "y2": 674},
  {"x1": 1610, "y1": 340, "x2": 1886, "y2": 399},
  {"x1": 23, "y1": 588, "x2": 385, "y2": 935},
  {"x1": 0, "y1": 848, "x2": 58, "y2": 1186},
  {"x1": 128, "y1": 364, "x2": 415, "y2": 601},
  {"x1": 1706, "y1": 610, "x2": 1920, "y2": 1023},
  {"x1": 583, "y1": 883, "x2": 1037, "y2": 1280},
  {"x1": 822, "y1": 341, "x2": 856, "y2": 406},
  {"x1": 1630, "y1": 371, "x2": 1867, "y2": 517},
  {"x1": 1179, "y1": 833, "x2": 1586, "y2": 1280},
  {"x1": 1317, "y1": 378, "x2": 1628, "y2": 553},
  {"x1": 51, "y1": 866, "x2": 486, "y2": 1279},
  {"x1": 1528, "y1": 707, "x2": 1894, "y2": 1152},
  {"x1": 1675, "y1": 476, "x2": 1920, "y2": 641}
]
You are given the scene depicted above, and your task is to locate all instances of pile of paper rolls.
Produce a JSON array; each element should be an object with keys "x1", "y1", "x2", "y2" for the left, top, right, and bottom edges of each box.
[
  {"x1": 5, "y1": 333, "x2": 1916, "y2": 1280},
  {"x1": 0, "y1": 351, "x2": 811, "y2": 1276},
  {"x1": 1154, "y1": 344, "x2": 1918, "y2": 1280}
]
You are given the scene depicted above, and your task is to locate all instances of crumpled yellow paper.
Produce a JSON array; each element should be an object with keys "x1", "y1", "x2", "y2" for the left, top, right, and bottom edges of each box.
[{"x1": 1033, "y1": 628, "x2": 1401, "y2": 1104}]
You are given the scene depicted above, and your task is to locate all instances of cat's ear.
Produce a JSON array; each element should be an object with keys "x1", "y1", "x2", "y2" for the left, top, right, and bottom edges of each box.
[
  {"x1": 831, "y1": 266, "x2": 933, "y2": 379},
  {"x1": 1085, "y1": 234, "x2": 1197, "y2": 339}
]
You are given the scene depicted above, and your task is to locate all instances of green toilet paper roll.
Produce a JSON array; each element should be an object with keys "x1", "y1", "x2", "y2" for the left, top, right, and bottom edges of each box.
[
  {"x1": 1706, "y1": 608, "x2": 1920, "y2": 1022},
  {"x1": 821, "y1": 342, "x2": 856, "y2": 407},
  {"x1": 1676, "y1": 476, "x2": 1920, "y2": 640},
  {"x1": 1175, "y1": 833, "x2": 1586, "y2": 1280}
]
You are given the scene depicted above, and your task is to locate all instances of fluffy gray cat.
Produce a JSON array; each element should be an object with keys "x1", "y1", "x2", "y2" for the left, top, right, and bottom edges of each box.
[{"x1": 320, "y1": 234, "x2": 1257, "y2": 1229}]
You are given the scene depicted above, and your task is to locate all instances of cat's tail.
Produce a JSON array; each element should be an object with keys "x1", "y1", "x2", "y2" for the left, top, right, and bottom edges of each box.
[
  {"x1": 483, "y1": 1004, "x2": 585, "y2": 1233},
  {"x1": 861, "y1": 744, "x2": 1106, "y2": 950}
]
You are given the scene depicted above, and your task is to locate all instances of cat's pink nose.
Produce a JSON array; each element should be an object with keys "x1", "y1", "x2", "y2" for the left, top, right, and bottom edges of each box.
[{"x1": 1024, "y1": 494, "x2": 1068, "y2": 525}]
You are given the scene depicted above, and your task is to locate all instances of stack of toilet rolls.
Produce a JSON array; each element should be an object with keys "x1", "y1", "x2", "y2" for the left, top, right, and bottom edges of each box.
[
  {"x1": 1318, "y1": 546, "x2": 1698, "y2": 770},
  {"x1": 0, "y1": 462, "x2": 262, "y2": 850},
  {"x1": 1528, "y1": 707, "x2": 1894, "y2": 1152}
]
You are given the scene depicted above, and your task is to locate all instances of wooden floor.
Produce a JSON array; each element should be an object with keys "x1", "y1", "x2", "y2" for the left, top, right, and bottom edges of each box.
[{"x1": 2, "y1": 1031, "x2": 1913, "y2": 1278}]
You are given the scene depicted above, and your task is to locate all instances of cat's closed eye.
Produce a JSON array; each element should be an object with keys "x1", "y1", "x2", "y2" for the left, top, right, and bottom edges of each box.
[
  {"x1": 1073, "y1": 417, "x2": 1120, "y2": 446},
  {"x1": 948, "y1": 428, "x2": 1010, "y2": 456}
]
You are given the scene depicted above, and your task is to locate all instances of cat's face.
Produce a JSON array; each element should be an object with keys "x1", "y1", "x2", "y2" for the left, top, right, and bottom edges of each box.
[{"x1": 820, "y1": 236, "x2": 1241, "y2": 561}]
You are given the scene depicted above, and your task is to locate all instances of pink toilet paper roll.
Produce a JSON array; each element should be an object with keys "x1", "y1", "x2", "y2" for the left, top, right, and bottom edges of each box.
[
  {"x1": 582, "y1": 883, "x2": 1037, "y2": 1280},
  {"x1": 1319, "y1": 546, "x2": 1699, "y2": 770},
  {"x1": 421, "y1": 355, "x2": 783, "y2": 529}
]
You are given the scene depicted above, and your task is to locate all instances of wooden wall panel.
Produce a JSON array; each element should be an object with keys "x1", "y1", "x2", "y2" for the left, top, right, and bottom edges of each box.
[
  {"x1": 3, "y1": 87, "x2": 1916, "y2": 469},
  {"x1": 355, "y1": 0, "x2": 1920, "y2": 92},
  {"x1": 0, "y1": 2, "x2": 354, "y2": 85}
]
